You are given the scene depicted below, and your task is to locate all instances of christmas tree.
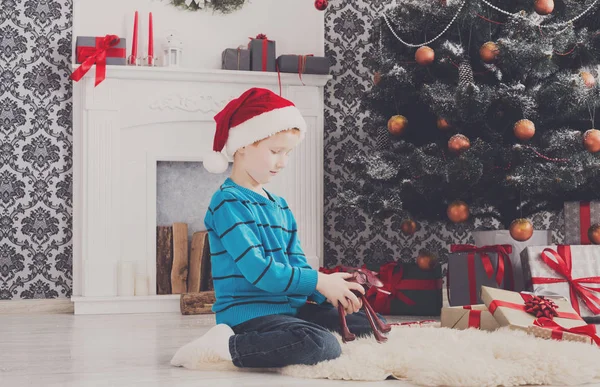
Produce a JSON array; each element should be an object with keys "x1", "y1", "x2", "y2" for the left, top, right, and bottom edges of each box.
[{"x1": 343, "y1": 0, "x2": 600, "y2": 231}]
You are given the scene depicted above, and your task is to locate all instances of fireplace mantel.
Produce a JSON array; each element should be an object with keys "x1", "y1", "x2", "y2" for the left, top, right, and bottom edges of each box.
[{"x1": 72, "y1": 65, "x2": 331, "y2": 314}]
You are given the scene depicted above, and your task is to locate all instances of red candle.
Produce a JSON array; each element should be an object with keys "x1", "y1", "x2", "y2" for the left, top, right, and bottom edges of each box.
[
  {"x1": 131, "y1": 11, "x2": 138, "y2": 61},
  {"x1": 148, "y1": 12, "x2": 154, "y2": 65}
]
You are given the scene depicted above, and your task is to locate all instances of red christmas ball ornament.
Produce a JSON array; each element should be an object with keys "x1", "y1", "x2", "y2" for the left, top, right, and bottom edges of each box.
[
  {"x1": 448, "y1": 134, "x2": 470, "y2": 154},
  {"x1": 447, "y1": 200, "x2": 470, "y2": 223},
  {"x1": 400, "y1": 219, "x2": 417, "y2": 236},
  {"x1": 581, "y1": 71, "x2": 596, "y2": 88},
  {"x1": 583, "y1": 129, "x2": 600, "y2": 153},
  {"x1": 415, "y1": 46, "x2": 435, "y2": 66},
  {"x1": 437, "y1": 118, "x2": 451, "y2": 131},
  {"x1": 513, "y1": 119, "x2": 536, "y2": 141},
  {"x1": 416, "y1": 251, "x2": 438, "y2": 271},
  {"x1": 588, "y1": 224, "x2": 600, "y2": 245},
  {"x1": 387, "y1": 115, "x2": 408, "y2": 136},
  {"x1": 534, "y1": 0, "x2": 554, "y2": 15},
  {"x1": 510, "y1": 218, "x2": 534, "y2": 242},
  {"x1": 479, "y1": 41, "x2": 499, "y2": 64},
  {"x1": 314, "y1": 0, "x2": 328, "y2": 11}
]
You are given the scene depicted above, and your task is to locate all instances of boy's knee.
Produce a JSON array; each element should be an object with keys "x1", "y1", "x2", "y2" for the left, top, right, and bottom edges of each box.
[{"x1": 304, "y1": 329, "x2": 342, "y2": 363}]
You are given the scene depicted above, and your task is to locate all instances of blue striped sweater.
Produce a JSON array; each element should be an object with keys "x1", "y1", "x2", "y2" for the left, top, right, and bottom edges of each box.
[{"x1": 204, "y1": 178, "x2": 327, "y2": 327}]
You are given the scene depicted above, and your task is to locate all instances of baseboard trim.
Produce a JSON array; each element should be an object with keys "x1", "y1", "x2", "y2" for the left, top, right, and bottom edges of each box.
[
  {"x1": 71, "y1": 295, "x2": 181, "y2": 315},
  {"x1": 0, "y1": 298, "x2": 74, "y2": 314}
]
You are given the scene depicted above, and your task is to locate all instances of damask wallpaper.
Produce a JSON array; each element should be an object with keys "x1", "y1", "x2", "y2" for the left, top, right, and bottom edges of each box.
[
  {"x1": 322, "y1": 1, "x2": 562, "y2": 268},
  {"x1": 0, "y1": 0, "x2": 73, "y2": 299}
]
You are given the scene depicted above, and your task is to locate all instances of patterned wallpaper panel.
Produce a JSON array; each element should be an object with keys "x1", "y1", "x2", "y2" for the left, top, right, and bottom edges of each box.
[
  {"x1": 0, "y1": 0, "x2": 73, "y2": 299},
  {"x1": 322, "y1": 1, "x2": 562, "y2": 269}
]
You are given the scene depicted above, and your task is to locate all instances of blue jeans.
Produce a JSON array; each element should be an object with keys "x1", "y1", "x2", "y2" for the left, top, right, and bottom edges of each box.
[{"x1": 228, "y1": 302, "x2": 387, "y2": 368}]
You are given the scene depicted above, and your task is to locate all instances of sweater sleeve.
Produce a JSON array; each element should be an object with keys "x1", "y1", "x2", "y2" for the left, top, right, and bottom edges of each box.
[
  {"x1": 209, "y1": 193, "x2": 318, "y2": 296},
  {"x1": 285, "y1": 206, "x2": 327, "y2": 304}
]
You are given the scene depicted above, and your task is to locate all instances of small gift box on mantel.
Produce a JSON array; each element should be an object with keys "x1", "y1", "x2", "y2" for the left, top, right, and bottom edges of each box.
[
  {"x1": 248, "y1": 34, "x2": 276, "y2": 72},
  {"x1": 71, "y1": 35, "x2": 127, "y2": 87},
  {"x1": 521, "y1": 245, "x2": 600, "y2": 318},
  {"x1": 447, "y1": 244, "x2": 514, "y2": 306},
  {"x1": 481, "y1": 286, "x2": 600, "y2": 345},
  {"x1": 441, "y1": 304, "x2": 499, "y2": 331},
  {"x1": 276, "y1": 54, "x2": 330, "y2": 75},
  {"x1": 221, "y1": 46, "x2": 251, "y2": 71}
]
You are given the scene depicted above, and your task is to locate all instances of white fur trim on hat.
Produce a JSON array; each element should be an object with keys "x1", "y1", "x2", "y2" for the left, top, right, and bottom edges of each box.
[
  {"x1": 203, "y1": 150, "x2": 229, "y2": 174},
  {"x1": 225, "y1": 105, "x2": 307, "y2": 157}
]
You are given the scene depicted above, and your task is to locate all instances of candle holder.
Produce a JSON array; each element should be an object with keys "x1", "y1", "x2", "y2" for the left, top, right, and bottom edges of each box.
[
  {"x1": 127, "y1": 55, "x2": 142, "y2": 66},
  {"x1": 143, "y1": 56, "x2": 159, "y2": 67}
]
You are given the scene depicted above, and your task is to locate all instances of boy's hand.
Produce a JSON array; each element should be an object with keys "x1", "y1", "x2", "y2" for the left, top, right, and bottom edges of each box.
[{"x1": 316, "y1": 272, "x2": 364, "y2": 314}]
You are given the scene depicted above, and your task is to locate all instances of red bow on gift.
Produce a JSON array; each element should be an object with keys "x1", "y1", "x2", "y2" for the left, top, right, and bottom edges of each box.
[
  {"x1": 524, "y1": 295, "x2": 559, "y2": 319},
  {"x1": 449, "y1": 244, "x2": 514, "y2": 304},
  {"x1": 532, "y1": 245, "x2": 600, "y2": 315},
  {"x1": 534, "y1": 317, "x2": 600, "y2": 346},
  {"x1": 365, "y1": 262, "x2": 441, "y2": 315},
  {"x1": 71, "y1": 35, "x2": 125, "y2": 87}
]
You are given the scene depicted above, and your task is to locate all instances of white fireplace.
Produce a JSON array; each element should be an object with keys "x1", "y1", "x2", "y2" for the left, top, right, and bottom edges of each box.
[{"x1": 71, "y1": 65, "x2": 331, "y2": 314}]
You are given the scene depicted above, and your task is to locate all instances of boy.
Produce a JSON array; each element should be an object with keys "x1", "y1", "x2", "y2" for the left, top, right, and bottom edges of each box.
[{"x1": 171, "y1": 88, "x2": 386, "y2": 369}]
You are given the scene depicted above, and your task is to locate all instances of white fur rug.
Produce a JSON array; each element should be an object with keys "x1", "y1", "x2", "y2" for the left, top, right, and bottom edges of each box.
[{"x1": 177, "y1": 324, "x2": 600, "y2": 386}]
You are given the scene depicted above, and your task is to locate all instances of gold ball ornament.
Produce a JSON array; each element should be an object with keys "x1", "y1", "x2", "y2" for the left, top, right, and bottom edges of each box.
[
  {"x1": 583, "y1": 129, "x2": 600, "y2": 153},
  {"x1": 448, "y1": 134, "x2": 471, "y2": 154},
  {"x1": 416, "y1": 251, "x2": 438, "y2": 271},
  {"x1": 387, "y1": 115, "x2": 408, "y2": 136},
  {"x1": 415, "y1": 46, "x2": 435, "y2": 66},
  {"x1": 400, "y1": 219, "x2": 417, "y2": 236},
  {"x1": 534, "y1": 0, "x2": 554, "y2": 15},
  {"x1": 514, "y1": 119, "x2": 536, "y2": 141},
  {"x1": 588, "y1": 224, "x2": 600, "y2": 245},
  {"x1": 437, "y1": 118, "x2": 451, "y2": 131},
  {"x1": 479, "y1": 41, "x2": 499, "y2": 63},
  {"x1": 510, "y1": 218, "x2": 534, "y2": 242},
  {"x1": 447, "y1": 201, "x2": 470, "y2": 223},
  {"x1": 581, "y1": 71, "x2": 596, "y2": 88}
]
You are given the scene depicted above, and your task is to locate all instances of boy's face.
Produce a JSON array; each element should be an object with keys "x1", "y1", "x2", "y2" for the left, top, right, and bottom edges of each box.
[{"x1": 235, "y1": 129, "x2": 302, "y2": 185}]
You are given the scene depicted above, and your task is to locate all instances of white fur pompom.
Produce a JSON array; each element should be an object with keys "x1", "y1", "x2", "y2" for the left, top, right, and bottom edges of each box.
[{"x1": 203, "y1": 151, "x2": 229, "y2": 174}]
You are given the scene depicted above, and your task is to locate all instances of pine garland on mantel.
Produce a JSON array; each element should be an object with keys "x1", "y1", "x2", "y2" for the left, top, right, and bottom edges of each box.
[{"x1": 170, "y1": 0, "x2": 247, "y2": 14}]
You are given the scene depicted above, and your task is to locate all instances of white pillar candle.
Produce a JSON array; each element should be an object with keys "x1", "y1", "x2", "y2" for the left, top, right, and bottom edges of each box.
[
  {"x1": 118, "y1": 261, "x2": 135, "y2": 296},
  {"x1": 135, "y1": 275, "x2": 148, "y2": 296}
]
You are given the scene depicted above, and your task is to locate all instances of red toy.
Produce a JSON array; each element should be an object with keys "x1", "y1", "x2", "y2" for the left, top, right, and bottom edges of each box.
[{"x1": 337, "y1": 266, "x2": 392, "y2": 343}]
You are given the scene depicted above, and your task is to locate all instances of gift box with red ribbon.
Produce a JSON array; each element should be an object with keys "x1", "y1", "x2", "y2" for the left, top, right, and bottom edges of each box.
[
  {"x1": 447, "y1": 244, "x2": 515, "y2": 306},
  {"x1": 441, "y1": 304, "x2": 499, "y2": 331},
  {"x1": 364, "y1": 262, "x2": 443, "y2": 316},
  {"x1": 71, "y1": 35, "x2": 126, "y2": 87},
  {"x1": 276, "y1": 54, "x2": 330, "y2": 75},
  {"x1": 481, "y1": 286, "x2": 600, "y2": 345},
  {"x1": 222, "y1": 47, "x2": 251, "y2": 70},
  {"x1": 521, "y1": 245, "x2": 600, "y2": 318},
  {"x1": 248, "y1": 34, "x2": 276, "y2": 72},
  {"x1": 564, "y1": 202, "x2": 600, "y2": 245}
]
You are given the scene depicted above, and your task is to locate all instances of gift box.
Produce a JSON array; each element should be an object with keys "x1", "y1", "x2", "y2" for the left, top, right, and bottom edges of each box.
[
  {"x1": 472, "y1": 230, "x2": 552, "y2": 292},
  {"x1": 75, "y1": 36, "x2": 126, "y2": 65},
  {"x1": 447, "y1": 244, "x2": 514, "y2": 306},
  {"x1": 221, "y1": 47, "x2": 251, "y2": 71},
  {"x1": 564, "y1": 202, "x2": 600, "y2": 245},
  {"x1": 441, "y1": 304, "x2": 499, "y2": 331},
  {"x1": 481, "y1": 286, "x2": 599, "y2": 345},
  {"x1": 248, "y1": 34, "x2": 276, "y2": 72},
  {"x1": 521, "y1": 245, "x2": 600, "y2": 318},
  {"x1": 276, "y1": 55, "x2": 330, "y2": 75},
  {"x1": 365, "y1": 262, "x2": 443, "y2": 316}
]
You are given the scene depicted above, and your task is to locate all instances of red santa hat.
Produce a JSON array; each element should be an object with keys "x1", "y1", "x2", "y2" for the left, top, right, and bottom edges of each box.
[{"x1": 203, "y1": 87, "x2": 307, "y2": 173}]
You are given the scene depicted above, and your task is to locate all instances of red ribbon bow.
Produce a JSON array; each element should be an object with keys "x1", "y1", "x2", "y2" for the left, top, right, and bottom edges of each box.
[
  {"x1": 449, "y1": 244, "x2": 514, "y2": 304},
  {"x1": 534, "y1": 317, "x2": 600, "y2": 346},
  {"x1": 531, "y1": 245, "x2": 600, "y2": 315},
  {"x1": 366, "y1": 262, "x2": 442, "y2": 314},
  {"x1": 71, "y1": 35, "x2": 124, "y2": 87},
  {"x1": 524, "y1": 295, "x2": 559, "y2": 319},
  {"x1": 488, "y1": 292, "x2": 582, "y2": 321}
]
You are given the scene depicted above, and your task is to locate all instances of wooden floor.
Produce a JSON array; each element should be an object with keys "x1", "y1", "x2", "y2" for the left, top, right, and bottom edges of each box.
[{"x1": 0, "y1": 312, "x2": 423, "y2": 386}]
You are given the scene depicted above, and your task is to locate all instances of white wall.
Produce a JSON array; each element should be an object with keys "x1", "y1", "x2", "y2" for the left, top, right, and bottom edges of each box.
[{"x1": 73, "y1": 0, "x2": 324, "y2": 69}]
